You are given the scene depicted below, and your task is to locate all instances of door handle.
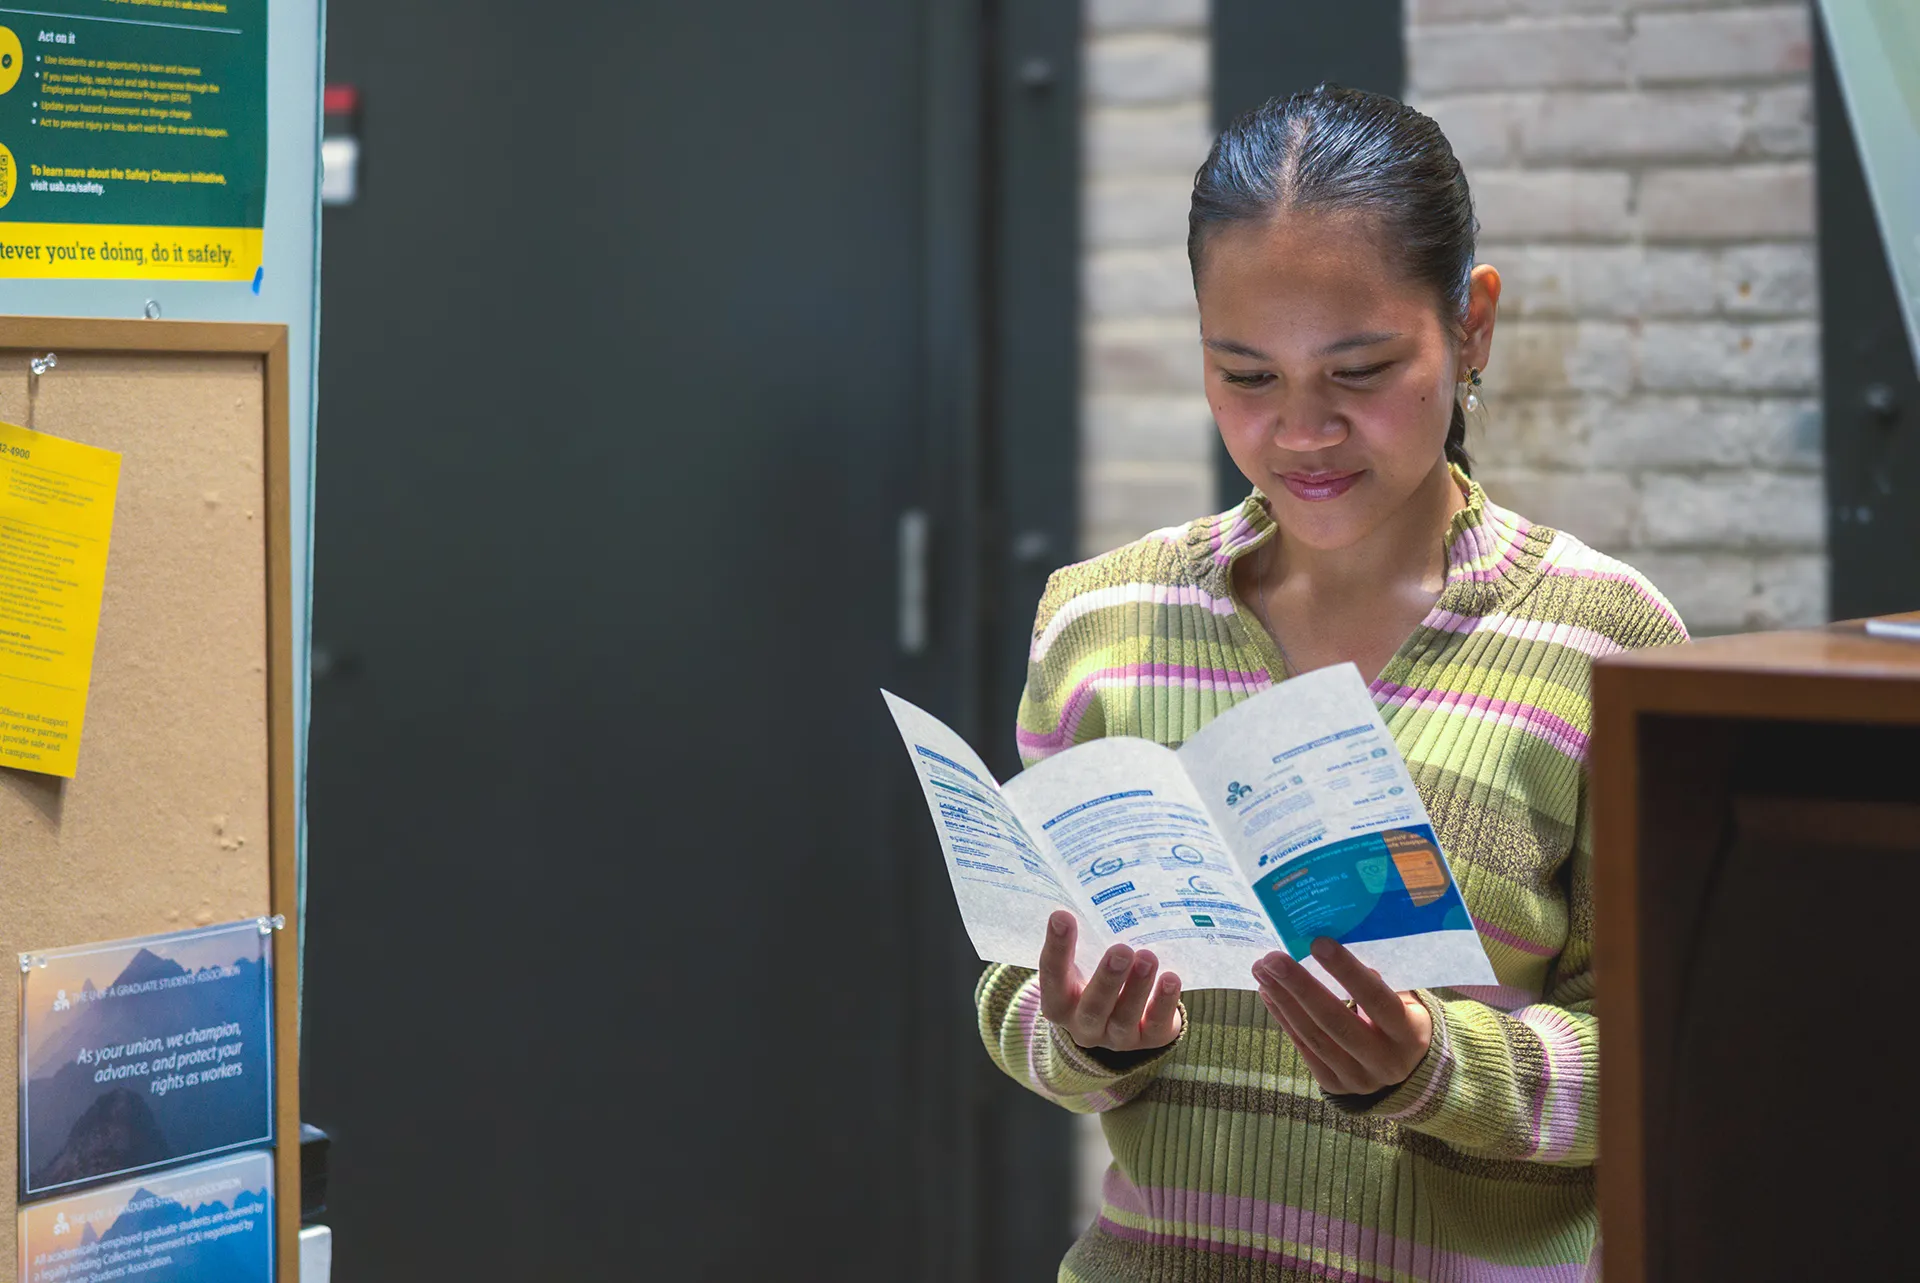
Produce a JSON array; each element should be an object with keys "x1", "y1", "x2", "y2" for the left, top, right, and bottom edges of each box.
[
  {"x1": 1011, "y1": 529, "x2": 1053, "y2": 566},
  {"x1": 898, "y1": 510, "x2": 929, "y2": 657},
  {"x1": 311, "y1": 647, "x2": 364, "y2": 682},
  {"x1": 1863, "y1": 383, "x2": 1899, "y2": 427}
]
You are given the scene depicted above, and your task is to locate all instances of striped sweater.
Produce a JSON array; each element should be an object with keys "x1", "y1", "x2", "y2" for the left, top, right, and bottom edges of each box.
[{"x1": 977, "y1": 472, "x2": 1687, "y2": 1282}]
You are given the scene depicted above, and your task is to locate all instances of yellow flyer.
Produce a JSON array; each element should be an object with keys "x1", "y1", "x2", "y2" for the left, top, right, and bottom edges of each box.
[{"x1": 0, "y1": 420, "x2": 119, "y2": 777}]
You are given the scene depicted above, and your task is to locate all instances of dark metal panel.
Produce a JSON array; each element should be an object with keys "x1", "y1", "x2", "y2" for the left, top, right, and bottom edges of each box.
[
  {"x1": 982, "y1": 4, "x2": 1081, "y2": 776},
  {"x1": 1815, "y1": 22, "x2": 1920, "y2": 618},
  {"x1": 973, "y1": 1, "x2": 1083, "y2": 1271},
  {"x1": 1210, "y1": 0, "x2": 1407, "y2": 511},
  {"x1": 1213, "y1": 0, "x2": 1405, "y2": 128}
]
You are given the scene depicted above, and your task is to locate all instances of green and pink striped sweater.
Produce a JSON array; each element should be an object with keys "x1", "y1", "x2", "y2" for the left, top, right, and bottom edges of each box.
[{"x1": 977, "y1": 471, "x2": 1686, "y2": 1281}]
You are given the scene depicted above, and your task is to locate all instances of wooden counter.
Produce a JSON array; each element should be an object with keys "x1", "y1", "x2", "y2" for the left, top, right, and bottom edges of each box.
[{"x1": 1592, "y1": 614, "x2": 1920, "y2": 1281}]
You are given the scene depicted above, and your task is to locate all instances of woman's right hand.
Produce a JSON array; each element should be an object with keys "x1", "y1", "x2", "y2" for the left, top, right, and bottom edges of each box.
[{"x1": 1038, "y1": 910, "x2": 1183, "y2": 1054}]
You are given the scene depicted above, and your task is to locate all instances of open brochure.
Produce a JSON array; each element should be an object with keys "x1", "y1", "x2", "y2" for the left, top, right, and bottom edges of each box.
[{"x1": 884, "y1": 664, "x2": 1496, "y2": 995}]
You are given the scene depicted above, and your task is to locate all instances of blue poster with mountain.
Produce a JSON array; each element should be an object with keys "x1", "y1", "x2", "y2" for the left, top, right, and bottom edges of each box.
[
  {"x1": 17, "y1": 1148, "x2": 273, "y2": 1283},
  {"x1": 19, "y1": 919, "x2": 275, "y2": 1199}
]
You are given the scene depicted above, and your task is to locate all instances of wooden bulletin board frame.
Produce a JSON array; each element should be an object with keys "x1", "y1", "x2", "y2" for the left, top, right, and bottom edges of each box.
[{"x1": 0, "y1": 318, "x2": 300, "y2": 1283}]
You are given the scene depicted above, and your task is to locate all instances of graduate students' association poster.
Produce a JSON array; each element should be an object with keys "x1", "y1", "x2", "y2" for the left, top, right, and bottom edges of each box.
[
  {"x1": 19, "y1": 919, "x2": 275, "y2": 1199},
  {"x1": 18, "y1": 1150, "x2": 273, "y2": 1283}
]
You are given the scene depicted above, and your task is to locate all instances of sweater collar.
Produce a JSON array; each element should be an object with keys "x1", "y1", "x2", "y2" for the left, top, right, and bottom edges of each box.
[{"x1": 1181, "y1": 466, "x2": 1539, "y2": 618}]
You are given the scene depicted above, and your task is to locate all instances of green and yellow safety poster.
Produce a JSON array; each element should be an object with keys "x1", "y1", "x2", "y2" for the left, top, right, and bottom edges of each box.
[{"x1": 0, "y1": 2, "x2": 265, "y2": 281}]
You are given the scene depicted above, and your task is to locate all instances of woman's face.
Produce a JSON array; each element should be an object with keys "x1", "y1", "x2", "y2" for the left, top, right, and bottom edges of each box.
[{"x1": 1196, "y1": 210, "x2": 1495, "y2": 553}]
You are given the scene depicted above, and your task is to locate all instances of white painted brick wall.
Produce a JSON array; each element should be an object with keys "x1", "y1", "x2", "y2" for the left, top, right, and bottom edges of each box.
[
  {"x1": 1087, "y1": 33, "x2": 1207, "y2": 105},
  {"x1": 1521, "y1": 90, "x2": 1749, "y2": 162},
  {"x1": 1472, "y1": 169, "x2": 1638, "y2": 238},
  {"x1": 1079, "y1": 0, "x2": 1213, "y2": 559},
  {"x1": 1629, "y1": 5, "x2": 1812, "y2": 82},
  {"x1": 1416, "y1": 0, "x2": 1827, "y2": 634},
  {"x1": 1087, "y1": 102, "x2": 1214, "y2": 173},
  {"x1": 1638, "y1": 163, "x2": 1816, "y2": 238}
]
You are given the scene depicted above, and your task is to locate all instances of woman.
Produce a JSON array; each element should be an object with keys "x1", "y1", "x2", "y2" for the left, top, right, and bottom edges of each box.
[{"x1": 976, "y1": 86, "x2": 1686, "y2": 1281}]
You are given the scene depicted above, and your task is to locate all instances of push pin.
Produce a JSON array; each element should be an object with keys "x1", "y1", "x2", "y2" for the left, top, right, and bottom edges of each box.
[{"x1": 27, "y1": 352, "x2": 56, "y2": 432}]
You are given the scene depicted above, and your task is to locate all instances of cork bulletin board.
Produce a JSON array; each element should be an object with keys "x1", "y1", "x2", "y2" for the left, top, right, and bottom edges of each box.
[{"x1": 0, "y1": 319, "x2": 300, "y2": 1280}]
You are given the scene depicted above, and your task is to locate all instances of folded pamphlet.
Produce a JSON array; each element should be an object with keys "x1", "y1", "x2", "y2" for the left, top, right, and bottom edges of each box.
[{"x1": 884, "y1": 664, "x2": 1496, "y2": 994}]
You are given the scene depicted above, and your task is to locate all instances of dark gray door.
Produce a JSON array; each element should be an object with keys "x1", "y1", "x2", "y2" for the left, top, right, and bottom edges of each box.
[{"x1": 304, "y1": 1, "x2": 1076, "y2": 1278}]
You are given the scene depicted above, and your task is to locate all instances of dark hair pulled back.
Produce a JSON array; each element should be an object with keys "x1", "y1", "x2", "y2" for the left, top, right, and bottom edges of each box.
[{"x1": 1188, "y1": 85, "x2": 1480, "y2": 474}]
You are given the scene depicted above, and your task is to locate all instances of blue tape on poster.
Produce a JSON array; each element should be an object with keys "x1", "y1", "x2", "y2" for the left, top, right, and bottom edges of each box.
[
  {"x1": 1252, "y1": 825, "x2": 1472, "y2": 957},
  {"x1": 19, "y1": 919, "x2": 275, "y2": 1199},
  {"x1": 18, "y1": 1149, "x2": 274, "y2": 1283}
]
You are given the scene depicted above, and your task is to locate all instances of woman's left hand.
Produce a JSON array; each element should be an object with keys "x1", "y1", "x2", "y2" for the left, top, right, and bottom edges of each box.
[{"x1": 1253, "y1": 938, "x2": 1432, "y2": 1096}]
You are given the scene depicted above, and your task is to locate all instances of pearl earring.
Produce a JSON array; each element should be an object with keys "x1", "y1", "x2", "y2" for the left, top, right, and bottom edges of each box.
[{"x1": 1464, "y1": 367, "x2": 1483, "y2": 414}]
